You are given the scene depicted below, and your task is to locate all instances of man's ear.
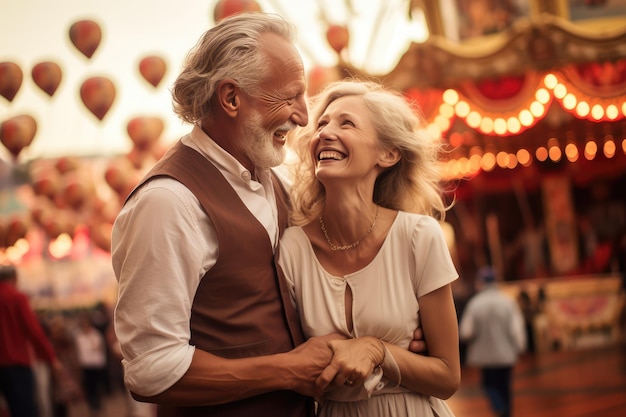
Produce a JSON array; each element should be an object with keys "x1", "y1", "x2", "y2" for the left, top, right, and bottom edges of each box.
[
  {"x1": 378, "y1": 148, "x2": 401, "y2": 168},
  {"x1": 216, "y1": 80, "x2": 240, "y2": 117}
]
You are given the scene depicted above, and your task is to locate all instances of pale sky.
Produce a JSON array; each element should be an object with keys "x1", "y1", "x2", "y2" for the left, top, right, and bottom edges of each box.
[{"x1": 0, "y1": 0, "x2": 427, "y2": 162}]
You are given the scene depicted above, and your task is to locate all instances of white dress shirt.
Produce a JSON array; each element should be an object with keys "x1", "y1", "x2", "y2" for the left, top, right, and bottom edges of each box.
[{"x1": 112, "y1": 125, "x2": 283, "y2": 396}]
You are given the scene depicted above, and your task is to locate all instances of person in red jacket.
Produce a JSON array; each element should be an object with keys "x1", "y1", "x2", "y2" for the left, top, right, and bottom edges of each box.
[{"x1": 0, "y1": 264, "x2": 62, "y2": 417}]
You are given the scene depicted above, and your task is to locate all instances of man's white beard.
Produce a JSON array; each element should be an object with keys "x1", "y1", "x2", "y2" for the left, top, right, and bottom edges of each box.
[{"x1": 242, "y1": 110, "x2": 285, "y2": 169}]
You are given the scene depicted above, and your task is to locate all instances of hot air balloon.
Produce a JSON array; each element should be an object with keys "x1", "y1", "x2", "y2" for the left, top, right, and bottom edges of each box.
[
  {"x1": 61, "y1": 172, "x2": 92, "y2": 210},
  {"x1": 306, "y1": 65, "x2": 341, "y2": 96},
  {"x1": 69, "y1": 20, "x2": 102, "y2": 59},
  {"x1": 0, "y1": 62, "x2": 23, "y2": 102},
  {"x1": 0, "y1": 216, "x2": 28, "y2": 249},
  {"x1": 0, "y1": 114, "x2": 37, "y2": 159},
  {"x1": 126, "y1": 116, "x2": 164, "y2": 151},
  {"x1": 213, "y1": 0, "x2": 261, "y2": 22},
  {"x1": 31, "y1": 61, "x2": 63, "y2": 97},
  {"x1": 40, "y1": 208, "x2": 76, "y2": 239},
  {"x1": 32, "y1": 171, "x2": 61, "y2": 200},
  {"x1": 139, "y1": 56, "x2": 167, "y2": 88},
  {"x1": 80, "y1": 76, "x2": 116, "y2": 121},
  {"x1": 104, "y1": 157, "x2": 137, "y2": 199},
  {"x1": 326, "y1": 24, "x2": 350, "y2": 54},
  {"x1": 55, "y1": 156, "x2": 81, "y2": 174}
]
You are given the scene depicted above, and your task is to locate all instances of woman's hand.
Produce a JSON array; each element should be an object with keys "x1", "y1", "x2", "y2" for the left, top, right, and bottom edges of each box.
[
  {"x1": 409, "y1": 327, "x2": 427, "y2": 354},
  {"x1": 315, "y1": 336, "x2": 384, "y2": 390}
]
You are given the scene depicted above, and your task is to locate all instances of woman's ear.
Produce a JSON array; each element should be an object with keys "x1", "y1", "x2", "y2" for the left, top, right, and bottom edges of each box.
[
  {"x1": 216, "y1": 80, "x2": 239, "y2": 117},
  {"x1": 378, "y1": 147, "x2": 401, "y2": 168}
]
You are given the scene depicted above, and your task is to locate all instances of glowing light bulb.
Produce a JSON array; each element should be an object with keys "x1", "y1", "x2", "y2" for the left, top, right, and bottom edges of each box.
[
  {"x1": 565, "y1": 143, "x2": 578, "y2": 162},
  {"x1": 507, "y1": 117, "x2": 521, "y2": 134},
  {"x1": 591, "y1": 104, "x2": 604, "y2": 120},
  {"x1": 544, "y1": 73, "x2": 558, "y2": 89},
  {"x1": 604, "y1": 137, "x2": 616, "y2": 158},
  {"x1": 606, "y1": 104, "x2": 619, "y2": 120},
  {"x1": 563, "y1": 93, "x2": 577, "y2": 110},
  {"x1": 443, "y1": 89, "x2": 459, "y2": 105},
  {"x1": 576, "y1": 101, "x2": 590, "y2": 117},
  {"x1": 481, "y1": 152, "x2": 496, "y2": 171},
  {"x1": 466, "y1": 111, "x2": 481, "y2": 128},
  {"x1": 455, "y1": 101, "x2": 470, "y2": 118},
  {"x1": 536, "y1": 147, "x2": 548, "y2": 162},
  {"x1": 519, "y1": 109, "x2": 534, "y2": 126},
  {"x1": 494, "y1": 118, "x2": 507, "y2": 135},
  {"x1": 549, "y1": 146, "x2": 562, "y2": 162},
  {"x1": 584, "y1": 140, "x2": 597, "y2": 160},
  {"x1": 480, "y1": 117, "x2": 494, "y2": 134},
  {"x1": 517, "y1": 148, "x2": 531, "y2": 166},
  {"x1": 530, "y1": 101, "x2": 545, "y2": 117},
  {"x1": 553, "y1": 83, "x2": 567, "y2": 99},
  {"x1": 535, "y1": 88, "x2": 550, "y2": 104}
]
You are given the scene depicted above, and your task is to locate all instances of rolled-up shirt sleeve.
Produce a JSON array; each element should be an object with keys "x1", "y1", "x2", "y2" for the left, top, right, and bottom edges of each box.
[{"x1": 112, "y1": 178, "x2": 216, "y2": 396}]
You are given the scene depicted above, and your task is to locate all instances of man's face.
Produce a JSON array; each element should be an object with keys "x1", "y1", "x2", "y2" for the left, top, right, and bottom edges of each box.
[{"x1": 238, "y1": 33, "x2": 308, "y2": 169}]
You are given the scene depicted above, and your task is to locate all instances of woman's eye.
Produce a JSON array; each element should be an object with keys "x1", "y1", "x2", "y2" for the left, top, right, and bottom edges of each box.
[{"x1": 342, "y1": 119, "x2": 354, "y2": 126}]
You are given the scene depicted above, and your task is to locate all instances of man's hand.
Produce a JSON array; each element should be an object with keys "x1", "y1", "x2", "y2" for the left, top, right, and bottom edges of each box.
[
  {"x1": 286, "y1": 333, "x2": 345, "y2": 399},
  {"x1": 409, "y1": 327, "x2": 427, "y2": 354}
]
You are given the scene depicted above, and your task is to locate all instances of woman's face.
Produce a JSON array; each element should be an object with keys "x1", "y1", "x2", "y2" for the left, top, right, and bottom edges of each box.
[{"x1": 310, "y1": 95, "x2": 386, "y2": 183}]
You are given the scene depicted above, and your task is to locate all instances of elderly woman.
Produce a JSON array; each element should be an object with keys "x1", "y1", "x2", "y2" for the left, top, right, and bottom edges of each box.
[{"x1": 278, "y1": 80, "x2": 460, "y2": 416}]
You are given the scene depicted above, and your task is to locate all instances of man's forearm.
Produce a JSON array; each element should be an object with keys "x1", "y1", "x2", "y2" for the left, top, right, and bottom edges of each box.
[
  {"x1": 133, "y1": 349, "x2": 295, "y2": 405},
  {"x1": 132, "y1": 334, "x2": 341, "y2": 405}
]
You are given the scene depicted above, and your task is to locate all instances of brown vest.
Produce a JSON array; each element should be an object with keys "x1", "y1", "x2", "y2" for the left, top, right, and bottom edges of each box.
[{"x1": 128, "y1": 142, "x2": 311, "y2": 417}]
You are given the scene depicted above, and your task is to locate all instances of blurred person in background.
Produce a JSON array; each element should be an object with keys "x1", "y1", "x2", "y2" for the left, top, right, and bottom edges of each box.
[
  {"x1": 47, "y1": 314, "x2": 83, "y2": 417},
  {"x1": 459, "y1": 266, "x2": 526, "y2": 417},
  {"x1": 0, "y1": 264, "x2": 63, "y2": 417},
  {"x1": 73, "y1": 313, "x2": 108, "y2": 416}
]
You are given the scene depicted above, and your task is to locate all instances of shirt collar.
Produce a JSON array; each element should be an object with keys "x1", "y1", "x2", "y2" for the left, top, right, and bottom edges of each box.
[{"x1": 186, "y1": 124, "x2": 269, "y2": 187}]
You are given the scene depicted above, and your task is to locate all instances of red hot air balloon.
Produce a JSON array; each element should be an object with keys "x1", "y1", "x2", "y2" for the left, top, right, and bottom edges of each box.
[
  {"x1": 54, "y1": 156, "x2": 81, "y2": 174},
  {"x1": 139, "y1": 56, "x2": 167, "y2": 88},
  {"x1": 80, "y1": 76, "x2": 116, "y2": 121},
  {"x1": 0, "y1": 115, "x2": 37, "y2": 159},
  {"x1": 61, "y1": 172, "x2": 92, "y2": 210},
  {"x1": 307, "y1": 65, "x2": 341, "y2": 96},
  {"x1": 126, "y1": 116, "x2": 164, "y2": 151},
  {"x1": 326, "y1": 24, "x2": 350, "y2": 54},
  {"x1": 69, "y1": 20, "x2": 102, "y2": 59},
  {"x1": 213, "y1": 0, "x2": 261, "y2": 22},
  {"x1": 31, "y1": 61, "x2": 63, "y2": 97},
  {"x1": 32, "y1": 172, "x2": 61, "y2": 200},
  {"x1": 5, "y1": 216, "x2": 28, "y2": 248},
  {"x1": 0, "y1": 62, "x2": 23, "y2": 102}
]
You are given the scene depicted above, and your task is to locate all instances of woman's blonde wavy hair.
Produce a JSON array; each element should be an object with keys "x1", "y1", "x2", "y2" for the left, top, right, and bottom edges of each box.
[{"x1": 288, "y1": 79, "x2": 450, "y2": 226}]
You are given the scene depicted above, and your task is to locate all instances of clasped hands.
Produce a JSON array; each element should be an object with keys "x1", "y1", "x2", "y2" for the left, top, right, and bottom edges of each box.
[
  {"x1": 316, "y1": 336, "x2": 384, "y2": 391},
  {"x1": 291, "y1": 328, "x2": 425, "y2": 400}
]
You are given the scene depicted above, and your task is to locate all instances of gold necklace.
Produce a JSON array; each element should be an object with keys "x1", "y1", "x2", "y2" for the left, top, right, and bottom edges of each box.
[{"x1": 319, "y1": 205, "x2": 379, "y2": 251}]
